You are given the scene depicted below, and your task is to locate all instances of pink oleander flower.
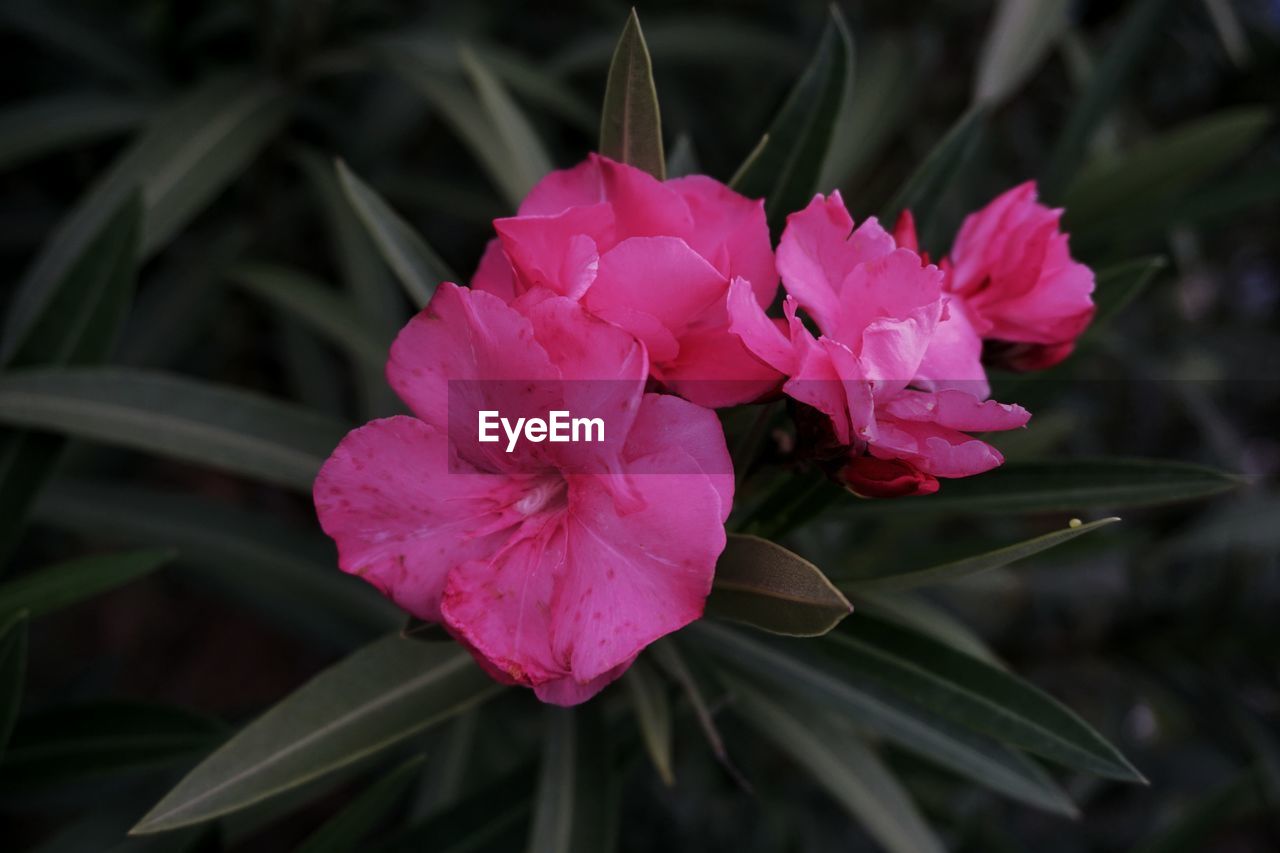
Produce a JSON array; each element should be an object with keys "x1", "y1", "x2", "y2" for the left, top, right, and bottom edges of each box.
[
  {"x1": 472, "y1": 153, "x2": 782, "y2": 408},
  {"x1": 728, "y1": 192, "x2": 1029, "y2": 496},
  {"x1": 314, "y1": 283, "x2": 732, "y2": 705},
  {"x1": 894, "y1": 181, "x2": 1096, "y2": 373}
]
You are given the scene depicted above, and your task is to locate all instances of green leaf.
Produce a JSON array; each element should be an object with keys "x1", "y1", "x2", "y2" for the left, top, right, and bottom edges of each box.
[
  {"x1": 2, "y1": 75, "x2": 290, "y2": 363},
  {"x1": 623, "y1": 659, "x2": 674, "y2": 786},
  {"x1": 729, "y1": 679, "x2": 944, "y2": 853},
  {"x1": 1088, "y1": 256, "x2": 1167, "y2": 333},
  {"x1": 335, "y1": 159, "x2": 456, "y2": 308},
  {"x1": 973, "y1": 0, "x2": 1070, "y2": 106},
  {"x1": 852, "y1": 591, "x2": 1002, "y2": 666},
  {"x1": 598, "y1": 9, "x2": 665, "y2": 180},
  {"x1": 0, "y1": 191, "x2": 141, "y2": 566},
  {"x1": 1064, "y1": 108, "x2": 1271, "y2": 233},
  {"x1": 381, "y1": 47, "x2": 544, "y2": 208},
  {"x1": 231, "y1": 263, "x2": 389, "y2": 371},
  {"x1": 819, "y1": 38, "x2": 918, "y2": 191},
  {"x1": 651, "y1": 638, "x2": 732, "y2": 770},
  {"x1": 0, "y1": 367, "x2": 350, "y2": 493},
  {"x1": 0, "y1": 610, "x2": 27, "y2": 754},
  {"x1": 0, "y1": 548, "x2": 172, "y2": 619},
  {"x1": 132, "y1": 636, "x2": 500, "y2": 834},
  {"x1": 0, "y1": 93, "x2": 149, "y2": 172},
  {"x1": 706, "y1": 534, "x2": 852, "y2": 636},
  {"x1": 1, "y1": 701, "x2": 225, "y2": 790},
  {"x1": 526, "y1": 705, "x2": 615, "y2": 853},
  {"x1": 731, "y1": 6, "x2": 853, "y2": 234},
  {"x1": 296, "y1": 755, "x2": 427, "y2": 853},
  {"x1": 1041, "y1": 0, "x2": 1181, "y2": 197},
  {"x1": 844, "y1": 517, "x2": 1120, "y2": 594},
  {"x1": 881, "y1": 106, "x2": 987, "y2": 231},
  {"x1": 833, "y1": 458, "x2": 1241, "y2": 516},
  {"x1": 459, "y1": 45, "x2": 554, "y2": 200},
  {"x1": 32, "y1": 480, "x2": 398, "y2": 647},
  {"x1": 690, "y1": 622, "x2": 1078, "y2": 815},
  {"x1": 828, "y1": 612, "x2": 1143, "y2": 781},
  {"x1": 0, "y1": 0, "x2": 154, "y2": 87}
]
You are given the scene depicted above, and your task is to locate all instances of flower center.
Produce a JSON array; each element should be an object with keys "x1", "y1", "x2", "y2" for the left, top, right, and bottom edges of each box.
[{"x1": 514, "y1": 476, "x2": 567, "y2": 517}]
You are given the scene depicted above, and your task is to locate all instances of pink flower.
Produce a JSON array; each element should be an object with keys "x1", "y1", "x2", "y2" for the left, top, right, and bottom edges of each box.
[
  {"x1": 472, "y1": 153, "x2": 782, "y2": 408},
  {"x1": 314, "y1": 283, "x2": 732, "y2": 705},
  {"x1": 728, "y1": 192, "x2": 1029, "y2": 493},
  {"x1": 894, "y1": 181, "x2": 1096, "y2": 372}
]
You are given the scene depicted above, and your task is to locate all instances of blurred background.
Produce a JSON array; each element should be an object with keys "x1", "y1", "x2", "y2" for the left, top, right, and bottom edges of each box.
[{"x1": 1, "y1": 0, "x2": 1278, "y2": 850}]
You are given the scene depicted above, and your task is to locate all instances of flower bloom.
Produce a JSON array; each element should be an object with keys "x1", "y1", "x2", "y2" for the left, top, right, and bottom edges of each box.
[
  {"x1": 729, "y1": 192, "x2": 1030, "y2": 496},
  {"x1": 894, "y1": 181, "x2": 1096, "y2": 373},
  {"x1": 314, "y1": 283, "x2": 732, "y2": 704},
  {"x1": 472, "y1": 153, "x2": 782, "y2": 408}
]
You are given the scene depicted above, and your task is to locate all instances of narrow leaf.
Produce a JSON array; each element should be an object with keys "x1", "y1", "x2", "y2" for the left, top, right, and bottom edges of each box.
[
  {"x1": 706, "y1": 534, "x2": 852, "y2": 636},
  {"x1": 0, "y1": 549, "x2": 172, "y2": 619},
  {"x1": 691, "y1": 622, "x2": 1078, "y2": 815},
  {"x1": 845, "y1": 517, "x2": 1120, "y2": 593},
  {"x1": 381, "y1": 48, "x2": 542, "y2": 207},
  {"x1": 296, "y1": 755, "x2": 427, "y2": 853},
  {"x1": 973, "y1": 0, "x2": 1070, "y2": 106},
  {"x1": 526, "y1": 705, "x2": 615, "y2": 853},
  {"x1": 1042, "y1": 0, "x2": 1181, "y2": 196},
  {"x1": 335, "y1": 159, "x2": 456, "y2": 307},
  {"x1": 0, "y1": 93, "x2": 149, "y2": 172},
  {"x1": 0, "y1": 368, "x2": 350, "y2": 493},
  {"x1": 2, "y1": 76, "x2": 289, "y2": 362},
  {"x1": 231, "y1": 263, "x2": 389, "y2": 371},
  {"x1": 730, "y1": 679, "x2": 944, "y2": 853},
  {"x1": 460, "y1": 45, "x2": 553, "y2": 196},
  {"x1": 623, "y1": 659, "x2": 674, "y2": 786},
  {"x1": 828, "y1": 613, "x2": 1144, "y2": 781},
  {"x1": 835, "y1": 458, "x2": 1240, "y2": 516},
  {"x1": 0, "y1": 191, "x2": 141, "y2": 565},
  {"x1": 131, "y1": 636, "x2": 500, "y2": 833},
  {"x1": 0, "y1": 611, "x2": 27, "y2": 754},
  {"x1": 598, "y1": 9, "x2": 665, "y2": 180},
  {"x1": 1088, "y1": 256, "x2": 1167, "y2": 333},
  {"x1": 2, "y1": 701, "x2": 224, "y2": 789},
  {"x1": 33, "y1": 480, "x2": 398, "y2": 647},
  {"x1": 1064, "y1": 108, "x2": 1271, "y2": 231},
  {"x1": 731, "y1": 7, "x2": 853, "y2": 233},
  {"x1": 881, "y1": 106, "x2": 987, "y2": 230},
  {"x1": 651, "y1": 638, "x2": 733, "y2": 772}
]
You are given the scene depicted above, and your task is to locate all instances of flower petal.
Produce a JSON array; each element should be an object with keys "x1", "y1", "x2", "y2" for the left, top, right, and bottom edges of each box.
[{"x1": 314, "y1": 416, "x2": 526, "y2": 622}]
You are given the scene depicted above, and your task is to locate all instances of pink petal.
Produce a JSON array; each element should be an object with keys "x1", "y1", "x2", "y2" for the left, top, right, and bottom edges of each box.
[
  {"x1": 624, "y1": 392, "x2": 734, "y2": 521},
  {"x1": 667, "y1": 174, "x2": 778, "y2": 306},
  {"x1": 387, "y1": 283, "x2": 562, "y2": 471},
  {"x1": 871, "y1": 419, "x2": 1007, "y2": 478},
  {"x1": 596, "y1": 155, "x2": 694, "y2": 238},
  {"x1": 914, "y1": 294, "x2": 990, "y2": 397},
  {"x1": 441, "y1": 518, "x2": 569, "y2": 686},
  {"x1": 587, "y1": 236, "x2": 729, "y2": 335},
  {"x1": 659, "y1": 322, "x2": 784, "y2": 408},
  {"x1": 470, "y1": 238, "x2": 518, "y2": 302},
  {"x1": 518, "y1": 156, "x2": 605, "y2": 215},
  {"x1": 552, "y1": 448, "x2": 726, "y2": 684},
  {"x1": 314, "y1": 416, "x2": 528, "y2": 622},
  {"x1": 775, "y1": 193, "x2": 855, "y2": 332},
  {"x1": 727, "y1": 277, "x2": 797, "y2": 375},
  {"x1": 495, "y1": 205, "x2": 612, "y2": 299},
  {"x1": 880, "y1": 389, "x2": 1030, "y2": 431}
]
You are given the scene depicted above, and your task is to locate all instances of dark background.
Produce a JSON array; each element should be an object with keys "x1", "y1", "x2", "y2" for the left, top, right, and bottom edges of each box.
[{"x1": 2, "y1": 0, "x2": 1279, "y2": 850}]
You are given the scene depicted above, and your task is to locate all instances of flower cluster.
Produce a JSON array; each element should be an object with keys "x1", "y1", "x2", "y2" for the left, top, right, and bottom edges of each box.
[{"x1": 315, "y1": 155, "x2": 1094, "y2": 704}]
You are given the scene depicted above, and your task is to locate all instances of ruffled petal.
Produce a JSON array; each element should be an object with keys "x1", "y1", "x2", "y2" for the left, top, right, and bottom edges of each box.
[{"x1": 314, "y1": 416, "x2": 527, "y2": 622}]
